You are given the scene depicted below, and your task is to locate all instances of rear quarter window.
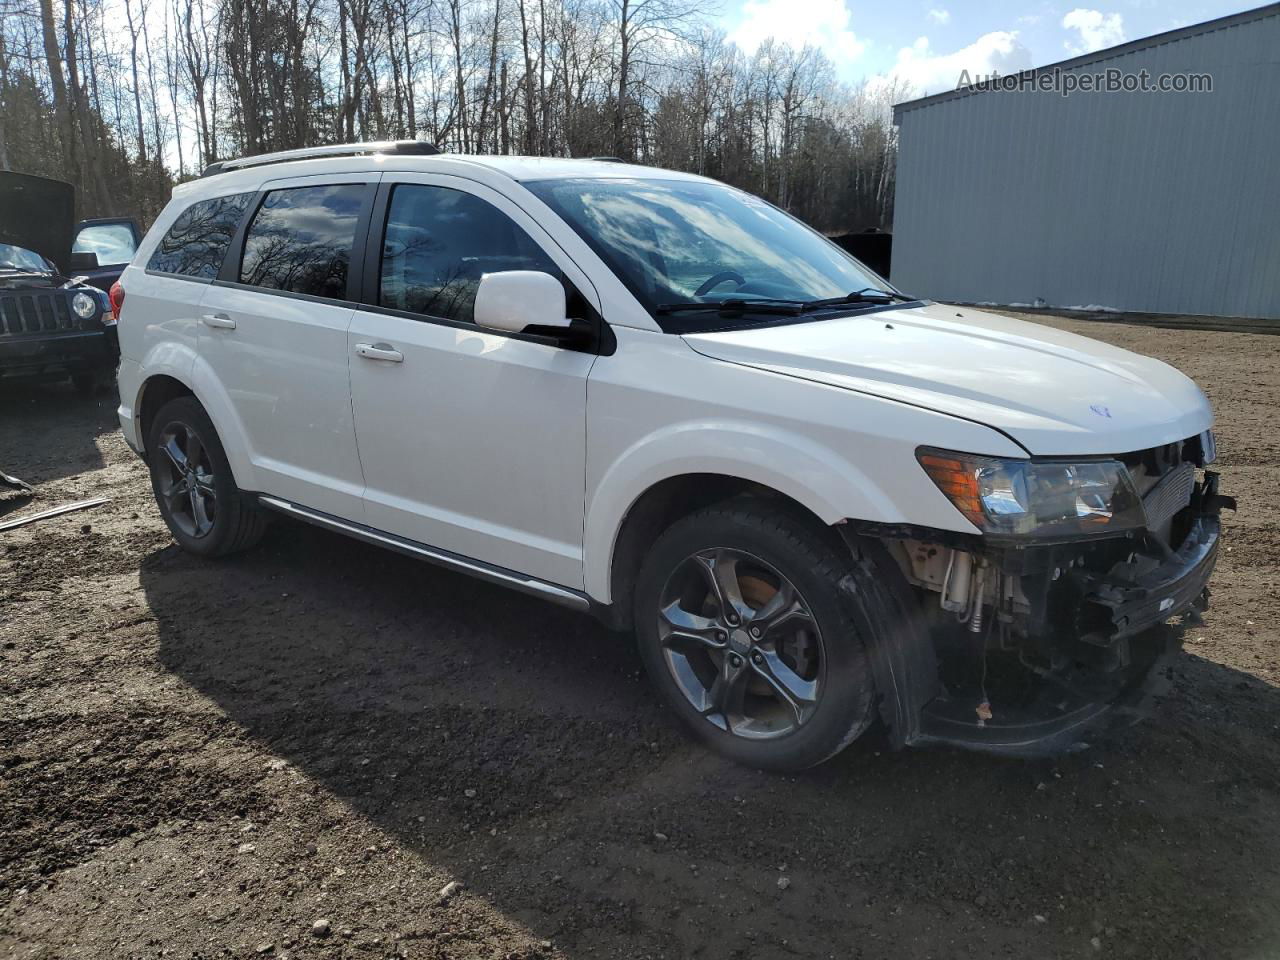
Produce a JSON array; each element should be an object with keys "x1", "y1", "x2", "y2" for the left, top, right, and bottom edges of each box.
[{"x1": 147, "y1": 193, "x2": 253, "y2": 279}]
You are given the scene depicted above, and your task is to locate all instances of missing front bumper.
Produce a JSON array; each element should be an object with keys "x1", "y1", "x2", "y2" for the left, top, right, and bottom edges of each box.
[
  {"x1": 880, "y1": 474, "x2": 1229, "y2": 757},
  {"x1": 1077, "y1": 515, "x2": 1219, "y2": 643},
  {"x1": 916, "y1": 626, "x2": 1183, "y2": 757}
]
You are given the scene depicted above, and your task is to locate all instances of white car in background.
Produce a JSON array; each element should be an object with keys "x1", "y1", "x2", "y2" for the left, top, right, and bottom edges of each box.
[{"x1": 112, "y1": 142, "x2": 1231, "y2": 770}]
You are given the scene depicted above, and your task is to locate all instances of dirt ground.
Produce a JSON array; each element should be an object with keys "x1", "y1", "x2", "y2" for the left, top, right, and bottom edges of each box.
[{"x1": 1, "y1": 314, "x2": 1278, "y2": 960}]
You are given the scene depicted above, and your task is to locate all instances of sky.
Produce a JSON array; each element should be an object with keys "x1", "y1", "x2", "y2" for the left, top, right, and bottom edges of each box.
[{"x1": 718, "y1": 0, "x2": 1264, "y2": 97}]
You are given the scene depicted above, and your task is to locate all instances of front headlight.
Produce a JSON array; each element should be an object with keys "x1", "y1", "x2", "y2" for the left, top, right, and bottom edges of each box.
[
  {"x1": 71, "y1": 291, "x2": 99, "y2": 320},
  {"x1": 918, "y1": 447, "x2": 1145, "y2": 538}
]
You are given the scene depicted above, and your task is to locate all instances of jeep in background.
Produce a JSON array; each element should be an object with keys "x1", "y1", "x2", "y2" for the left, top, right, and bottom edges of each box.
[{"x1": 0, "y1": 171, "x2": 138, "y2": 394}]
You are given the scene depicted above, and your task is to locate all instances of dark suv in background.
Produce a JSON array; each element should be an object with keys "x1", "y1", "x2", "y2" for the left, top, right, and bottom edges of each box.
[{"x1": 0, "y1": 171, "x2": 140, "y2": 394}]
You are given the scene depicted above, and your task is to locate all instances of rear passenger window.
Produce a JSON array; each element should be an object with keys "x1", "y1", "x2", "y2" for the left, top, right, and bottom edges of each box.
[
  {"x1": 239, "y1": 184, "x2": 365, "y2": 299},
  {"x1": 147, "y1": 193, "x2": 252, "y2": 279},
  {"x1": 379, "y1": 184, "x2": 557, "y2": 324}
]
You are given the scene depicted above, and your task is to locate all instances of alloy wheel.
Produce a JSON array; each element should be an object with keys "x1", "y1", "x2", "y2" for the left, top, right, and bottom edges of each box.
[
  {"x1": 156, "y1": 421, "x2": 217, "y2": 538},
  {"x1": 656, "y1": 548, "x2": 825, "y2": 739}
]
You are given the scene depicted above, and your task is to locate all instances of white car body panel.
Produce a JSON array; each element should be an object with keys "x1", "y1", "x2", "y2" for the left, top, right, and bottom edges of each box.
[
  {"x1": 349, "y1": 310, "x2": 594, "y2": 587},
  {"x1": 113, "y1": 264, "x2": 203, "y2": 452},
  {"x1": 116, "y1": 357, "x2": 144, "y2": 452},
  {"x1": 685, "y1": 303, "x2": 1213, "y2": 456},
  {"x1": 195, "y1": 282, "x2": 366, "y2": 520},
  {"x1": 116, "y1": 150, "x2": 1217, "y2": 610},
  {"x1": 580, "y1": 328, "x2": 1026, "y2": 602},
  {"x1": 347, "y1": 171, "x2": 602, "y2": 588}
]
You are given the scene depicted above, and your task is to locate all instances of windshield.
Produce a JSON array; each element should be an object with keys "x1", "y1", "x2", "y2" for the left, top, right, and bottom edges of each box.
[
  {"x1": 525, "y1": 177, "x2": 898, "y2": 331},
  {"x1": 0, "y1": 243, "x2": 54, "y2": 274}
]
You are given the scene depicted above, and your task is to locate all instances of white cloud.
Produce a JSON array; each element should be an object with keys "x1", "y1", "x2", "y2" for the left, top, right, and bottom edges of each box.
[
  {"x1": 877, "y1": 31, "x2": 1032, "y2": 98},
  {"x1": 1061, "y1": 8, "x2": 1125, "y2": 54},
  {"x1": 927, "y1": 8, "x2": 950, "y2": 24},
  {"x1": 728, "y1": 0, "x2": 866, "y2": 62}
]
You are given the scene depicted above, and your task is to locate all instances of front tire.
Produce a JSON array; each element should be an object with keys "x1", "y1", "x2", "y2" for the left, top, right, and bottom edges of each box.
[
  {"x1": 146, "y1": 396, "x2": 266, "y2": 557},
  {"x1": 634, "y1": 501, "x2": 886, "y2": 772}
]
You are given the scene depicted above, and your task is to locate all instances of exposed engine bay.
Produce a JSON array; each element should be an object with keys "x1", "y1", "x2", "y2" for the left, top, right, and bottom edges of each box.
[{"x1": 873, "y1": 432, "x2": 1234, "y2": 754}]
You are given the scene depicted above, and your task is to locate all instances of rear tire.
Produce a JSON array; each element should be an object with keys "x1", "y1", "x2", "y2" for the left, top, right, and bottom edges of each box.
[
  {"x1": 146, "y1": 396, "x2": 266, "y2": 557},
  {"x1": 634, "y1": 500, "x2": 891, "y2": 772}
]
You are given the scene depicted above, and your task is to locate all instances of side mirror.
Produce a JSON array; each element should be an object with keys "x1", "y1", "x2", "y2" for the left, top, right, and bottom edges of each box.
[
  {"x1": 68, "y1": 251, "x2": 99, "y2": 270},
  {"x1": 474, "y1": 271, "x2": 571, "y2": 334}
]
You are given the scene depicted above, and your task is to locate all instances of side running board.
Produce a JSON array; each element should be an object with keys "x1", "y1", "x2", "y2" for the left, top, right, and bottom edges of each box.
[{"x1": 257, "y1": 495, "x2": 591, "y2": 612}]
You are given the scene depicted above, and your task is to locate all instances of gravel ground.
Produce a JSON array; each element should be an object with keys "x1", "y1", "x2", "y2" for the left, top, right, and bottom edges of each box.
[{"x1": 1, "y1": 314, "x2": 1278, "y2": 960}]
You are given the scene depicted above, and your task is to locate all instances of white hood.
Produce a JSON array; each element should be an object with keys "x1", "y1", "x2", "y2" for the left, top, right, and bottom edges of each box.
[{"x1": 683, "y1": 303, "x2": 1212, "y2": 456}]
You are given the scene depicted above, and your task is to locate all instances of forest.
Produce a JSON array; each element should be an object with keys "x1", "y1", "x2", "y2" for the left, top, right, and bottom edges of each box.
[{"x1": 0, "y1": 0, "x2": 908, "y2": 232}]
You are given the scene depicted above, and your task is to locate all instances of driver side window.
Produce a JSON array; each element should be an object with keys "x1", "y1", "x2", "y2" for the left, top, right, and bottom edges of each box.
[{"x1": 379, "y1": 184, "x2": 557, "y2": 325}]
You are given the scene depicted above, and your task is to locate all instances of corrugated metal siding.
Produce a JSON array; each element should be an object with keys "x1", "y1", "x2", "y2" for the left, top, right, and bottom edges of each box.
[{"x1": 891, "y1": 8, "x2": 1280, "y2": 319}]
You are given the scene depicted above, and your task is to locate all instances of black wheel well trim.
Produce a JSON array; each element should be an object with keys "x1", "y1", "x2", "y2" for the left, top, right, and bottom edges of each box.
[
  {"x1": 833, "y1": 528, "x2": 942, "y2": 748},
  {"x1": 136, "y1": 374, "x2": 197, "y2": 454},
  {"x1": 603, "y1": 473, "x2": 847, "y2": 628}
]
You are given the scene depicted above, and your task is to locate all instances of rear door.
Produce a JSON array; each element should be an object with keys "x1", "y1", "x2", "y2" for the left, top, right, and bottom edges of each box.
[
  {"x1": 347, "y1": 174, "x2": 599, "y2": 588},
  {"x1": 196, "y1": 174, "x2": 376, "y2": 521}
]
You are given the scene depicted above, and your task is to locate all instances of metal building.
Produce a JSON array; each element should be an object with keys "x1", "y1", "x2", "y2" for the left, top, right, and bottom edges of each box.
[{"x1": 890, "y1": 3, "x2": 1280, "y2": 320}]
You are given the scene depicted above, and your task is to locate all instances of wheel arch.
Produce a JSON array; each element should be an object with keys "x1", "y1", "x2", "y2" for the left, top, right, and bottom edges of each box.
[
  {"x1": 134, "y1": 355, "x2": 257, "y2": 491},
  {"x1": 595, "y1": 471, "x2": 846, "y2": 630},
  {"x1": 136, "y1": 374, "x2": 195, "y2": 451},
  {"x1": 598, "y1": 474, "x2": 941, "y2": 749},
  {"x1": 584, "y1": 419, "x2": 900, "y2": 606}
]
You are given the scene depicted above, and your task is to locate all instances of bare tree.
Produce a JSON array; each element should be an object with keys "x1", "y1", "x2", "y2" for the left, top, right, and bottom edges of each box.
[
  {"x1": 0, "y1": 30, "x2": 11, "y2": 169},
  {"x1": 2, "y1": 0, "x2": 902, "y2": 231}
]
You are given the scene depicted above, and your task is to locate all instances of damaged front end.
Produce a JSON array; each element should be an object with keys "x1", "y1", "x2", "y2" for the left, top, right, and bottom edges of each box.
[{"x1": 855, "y1": 432, "x2": 1233, "y2": 756}]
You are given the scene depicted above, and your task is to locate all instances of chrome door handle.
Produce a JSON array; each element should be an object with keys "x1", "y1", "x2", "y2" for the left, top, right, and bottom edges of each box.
[
  {"x1": 355, "y1": 342, "x2": 404, "y2": 363},
  {"x1": 201, "y1": 313, "x2": 236, "y2": 330}
]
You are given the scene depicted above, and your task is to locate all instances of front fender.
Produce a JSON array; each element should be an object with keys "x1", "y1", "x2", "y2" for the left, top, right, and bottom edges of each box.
[{"x1": 583, "y1": 419, "x2": 895, "y2": 603}]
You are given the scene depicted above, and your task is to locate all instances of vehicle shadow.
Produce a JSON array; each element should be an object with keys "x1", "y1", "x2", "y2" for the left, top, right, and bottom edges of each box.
[
  {"x1": 143, "y1": 516, "x2": 1280, "y2": 959},
  {"x1": 0, "y1": 379, "x2": 117, "y2": 495}
]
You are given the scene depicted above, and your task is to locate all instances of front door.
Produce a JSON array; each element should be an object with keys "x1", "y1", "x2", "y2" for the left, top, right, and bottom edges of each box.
[
  {"x1": 196, "y1": 174, "x2": 375, "y2": 520},
  {"x1": 347, "y1": 174, "x2": 599, "y2": 589}
]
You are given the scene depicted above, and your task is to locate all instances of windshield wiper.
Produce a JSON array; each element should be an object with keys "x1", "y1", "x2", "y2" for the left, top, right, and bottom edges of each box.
[
  {"x1": 655, "y1": 298, "x2": 807, "y2": 316},
  {"x1": 657, "y1": 288, "x2": 916, "y2": 318},
  {"x1": 803, "y1": 287, "x2": 916, "y2": 309}
]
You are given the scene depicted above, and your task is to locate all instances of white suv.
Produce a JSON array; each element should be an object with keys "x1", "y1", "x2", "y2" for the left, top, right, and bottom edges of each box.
[{"x1": 115, "y1": 141, "x2": 1231, "y2": 770}]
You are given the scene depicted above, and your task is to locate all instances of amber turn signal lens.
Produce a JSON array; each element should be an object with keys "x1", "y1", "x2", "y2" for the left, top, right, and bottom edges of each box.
[{"x1": 918, "y1": 452, "x2": 986, "y2": 529}]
